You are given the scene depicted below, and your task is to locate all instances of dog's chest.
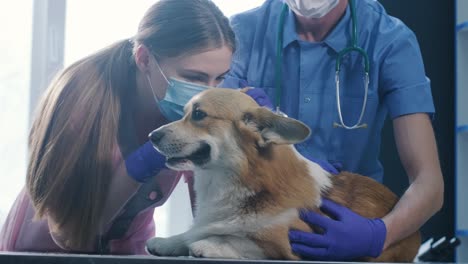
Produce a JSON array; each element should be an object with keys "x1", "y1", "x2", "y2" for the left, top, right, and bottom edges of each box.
[
  {"x1": 194, "y1": 173, "x2": 252, "y2": 215},
  {"x1": 192, "y1": 171, "x2": 298, "y2": 233}
]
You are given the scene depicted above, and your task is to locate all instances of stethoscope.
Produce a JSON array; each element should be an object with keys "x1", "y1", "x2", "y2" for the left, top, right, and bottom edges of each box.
[{"x1": 275, "y1": 0, "x2": 369, "y2": 129}]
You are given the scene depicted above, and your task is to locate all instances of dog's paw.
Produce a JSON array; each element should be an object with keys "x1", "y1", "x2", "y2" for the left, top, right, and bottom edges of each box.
[
  {"x1": 189, "y1": 238, "x2": 242, "y2": 259},
  {"x1": 146, "y1": 237, "x2": 188, "y2": 256},
  {"x1": 145, "y1": 237, "x2": 172, "y2": 256}
]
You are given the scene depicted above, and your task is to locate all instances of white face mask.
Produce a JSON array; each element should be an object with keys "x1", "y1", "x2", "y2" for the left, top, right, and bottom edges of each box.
[{"x1": 284, "y1": 0, "x2": 340, "y2": 18}]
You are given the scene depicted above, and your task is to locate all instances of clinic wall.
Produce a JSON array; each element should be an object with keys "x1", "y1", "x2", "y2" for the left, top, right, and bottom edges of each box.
[{"x1": 378, "y1": 0, "x2": 455, "y2": 256}]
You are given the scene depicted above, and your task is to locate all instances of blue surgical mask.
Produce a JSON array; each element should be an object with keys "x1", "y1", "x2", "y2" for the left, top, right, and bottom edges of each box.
[{"x1": 146, "y1": 61, "x2": 211, "y2": 121}]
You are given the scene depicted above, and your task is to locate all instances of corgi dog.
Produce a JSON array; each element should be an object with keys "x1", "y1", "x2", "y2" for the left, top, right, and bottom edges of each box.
[{"x1": 145, "y1": 88, "x2": 420, "y2": 261}]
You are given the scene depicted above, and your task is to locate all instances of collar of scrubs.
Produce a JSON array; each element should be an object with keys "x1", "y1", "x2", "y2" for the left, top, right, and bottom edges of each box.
[{"x1": 281, "y1": 0, "x2": 355, "y2": 53}]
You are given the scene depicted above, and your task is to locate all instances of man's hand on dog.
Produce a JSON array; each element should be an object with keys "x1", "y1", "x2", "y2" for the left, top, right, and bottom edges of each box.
[
  {"x1": 238, "y1": 80, "x2": 274, "y2": 110},
  {"x1": 289, "y1": 199, "x2": 387, "y2": 261}
]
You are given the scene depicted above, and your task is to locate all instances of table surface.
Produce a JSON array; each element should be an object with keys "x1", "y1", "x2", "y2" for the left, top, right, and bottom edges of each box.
[
  {"x1": 0, "y1": 252, "x2": 311, "y2": 264},
  {"x1": 0, "y1": 252, "x2": 461, "y2": 264}
]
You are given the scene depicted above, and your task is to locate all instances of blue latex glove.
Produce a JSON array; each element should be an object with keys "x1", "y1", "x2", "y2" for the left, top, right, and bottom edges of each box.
[
  {"x1": 289, "y1": 199, "x2": 387, "y2": 260},
  {"x1": 125, "y1": 141, "x2": 166, "y2": 182}
]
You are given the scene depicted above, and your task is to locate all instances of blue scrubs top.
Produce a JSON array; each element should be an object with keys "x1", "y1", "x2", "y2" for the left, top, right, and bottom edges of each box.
[{"x1": 222, "y1": 0, "x2": 435, "y2": 182}]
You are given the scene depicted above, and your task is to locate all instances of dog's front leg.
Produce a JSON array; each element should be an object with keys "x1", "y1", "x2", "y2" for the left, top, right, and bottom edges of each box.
[
  {"x1": 146, "y1": 222, "x2": 234, "y2": 257},
  {"x1": 189, "y1": 235, "x2": 265, "y2": 259},
  {"x1": 146, "y1": 233, "x2": 189, "y2": 256},
  {"x1": 146, "y1": 218, "x2": 256, "y2": 257}
]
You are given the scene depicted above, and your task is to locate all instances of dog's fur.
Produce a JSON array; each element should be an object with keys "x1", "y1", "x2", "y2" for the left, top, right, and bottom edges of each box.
[{"x1": 146, "y1": 88, "x2": 420, "y2": 261}]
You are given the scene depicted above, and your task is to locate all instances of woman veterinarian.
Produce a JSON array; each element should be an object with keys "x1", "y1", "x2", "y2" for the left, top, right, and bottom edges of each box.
[
  {"x1": 222, "y1": 0, "x2": 444, "y2": 261},
  {"x1": 0, "y1": 0, "x2": 234, "y2": 254}
]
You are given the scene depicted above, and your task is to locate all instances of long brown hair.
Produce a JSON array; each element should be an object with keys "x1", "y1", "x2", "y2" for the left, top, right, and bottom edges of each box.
[{"x1": 27, "y1": 0, "x2": 235, "y2": 250}]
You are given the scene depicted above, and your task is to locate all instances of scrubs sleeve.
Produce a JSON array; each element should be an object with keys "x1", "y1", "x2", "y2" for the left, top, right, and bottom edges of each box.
[
  {"x1": 379, "y1": 29, "x2": 435, "y2": 119},
  {"x1": 221, "y1": 14, "x2": 255, "y2": 89}
]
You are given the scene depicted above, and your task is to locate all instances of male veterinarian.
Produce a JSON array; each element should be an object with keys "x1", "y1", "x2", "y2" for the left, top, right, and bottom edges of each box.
[{"x1": 222, "y1": 0, "x2": 444, "y2": 260}]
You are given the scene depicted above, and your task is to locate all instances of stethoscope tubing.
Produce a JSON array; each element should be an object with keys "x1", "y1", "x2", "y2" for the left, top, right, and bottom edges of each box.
[{"x1": 276, "y1": 0, "x2": 370, "y2": 129}]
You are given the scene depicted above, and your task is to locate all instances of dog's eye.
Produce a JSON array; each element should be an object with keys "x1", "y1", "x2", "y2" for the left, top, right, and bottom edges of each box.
[{"x1": 192, "y1": 109, "x2": 207, "y2": 121}]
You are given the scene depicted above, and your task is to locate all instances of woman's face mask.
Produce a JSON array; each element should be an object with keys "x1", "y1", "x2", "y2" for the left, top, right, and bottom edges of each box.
[
  {"x1": 146, "y1": 60, "x2": 211, "y2": 122},
  {"x1": 285, "y1": 0, "x2": 340, "y2": 18}
]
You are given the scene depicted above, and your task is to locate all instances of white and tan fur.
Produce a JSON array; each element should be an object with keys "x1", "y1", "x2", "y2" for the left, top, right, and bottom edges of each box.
[{"x1": 146, "y1": 89, "x2": 420, "y2": 261}]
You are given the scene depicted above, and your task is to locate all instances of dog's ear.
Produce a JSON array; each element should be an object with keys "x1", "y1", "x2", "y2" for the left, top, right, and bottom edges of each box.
[{"x1": 242, "y1": 107, "x2": 311, "y2": 147}]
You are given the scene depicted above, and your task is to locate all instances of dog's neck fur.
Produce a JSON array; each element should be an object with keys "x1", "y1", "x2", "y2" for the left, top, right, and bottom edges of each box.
[
  {"x1": 240, "y1": 144, "x2": 332, "y2": 213},
  {"x1": 191, "y1": 144, "x2": 332, "y2": 222}
]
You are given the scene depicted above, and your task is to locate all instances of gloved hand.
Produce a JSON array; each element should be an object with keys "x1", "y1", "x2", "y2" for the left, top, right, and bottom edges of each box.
[
  {"x1": 125, "y1": 141, "x2": 166, "y2": 183},
  {"x1": 302, "y1": 153, "x2": 341, "y2": 175},
  {"x1": 289, "y1": 199, "x2": 387, "y2": 260},
  {"x1": 238, "y1": 80, "x2": 274, "y2": 110},
  {"x1": 243, "y1": 87, "x2": 274, "y2": 110}
]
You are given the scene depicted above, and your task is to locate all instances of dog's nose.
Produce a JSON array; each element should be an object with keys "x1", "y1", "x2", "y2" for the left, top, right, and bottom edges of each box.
[{"x1": 149, "y1": 130, "x2": 164, "y2": 145}]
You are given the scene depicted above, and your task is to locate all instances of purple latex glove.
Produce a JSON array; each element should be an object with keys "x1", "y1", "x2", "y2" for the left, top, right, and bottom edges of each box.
[
  {"x1": 302, "y1": 153, "x2": 341, "y2": 175},
  {"x1": 245, "y1": 88, "x2": 274, "y2": 110},
  {"x1": 289, "y1": 199, "x2": 387, "y2": 260},
  {"x1": 125, "y1": 141, "x2": 166, "y2": 183},
  {"x1": 240, "y1": 82, "x2": 274, "y2": 110}
]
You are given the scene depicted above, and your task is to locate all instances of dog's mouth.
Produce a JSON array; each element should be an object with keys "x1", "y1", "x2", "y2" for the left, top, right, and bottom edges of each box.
[{"x1": 167, "y1": 141, "x2": 211, "y2": 167}]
